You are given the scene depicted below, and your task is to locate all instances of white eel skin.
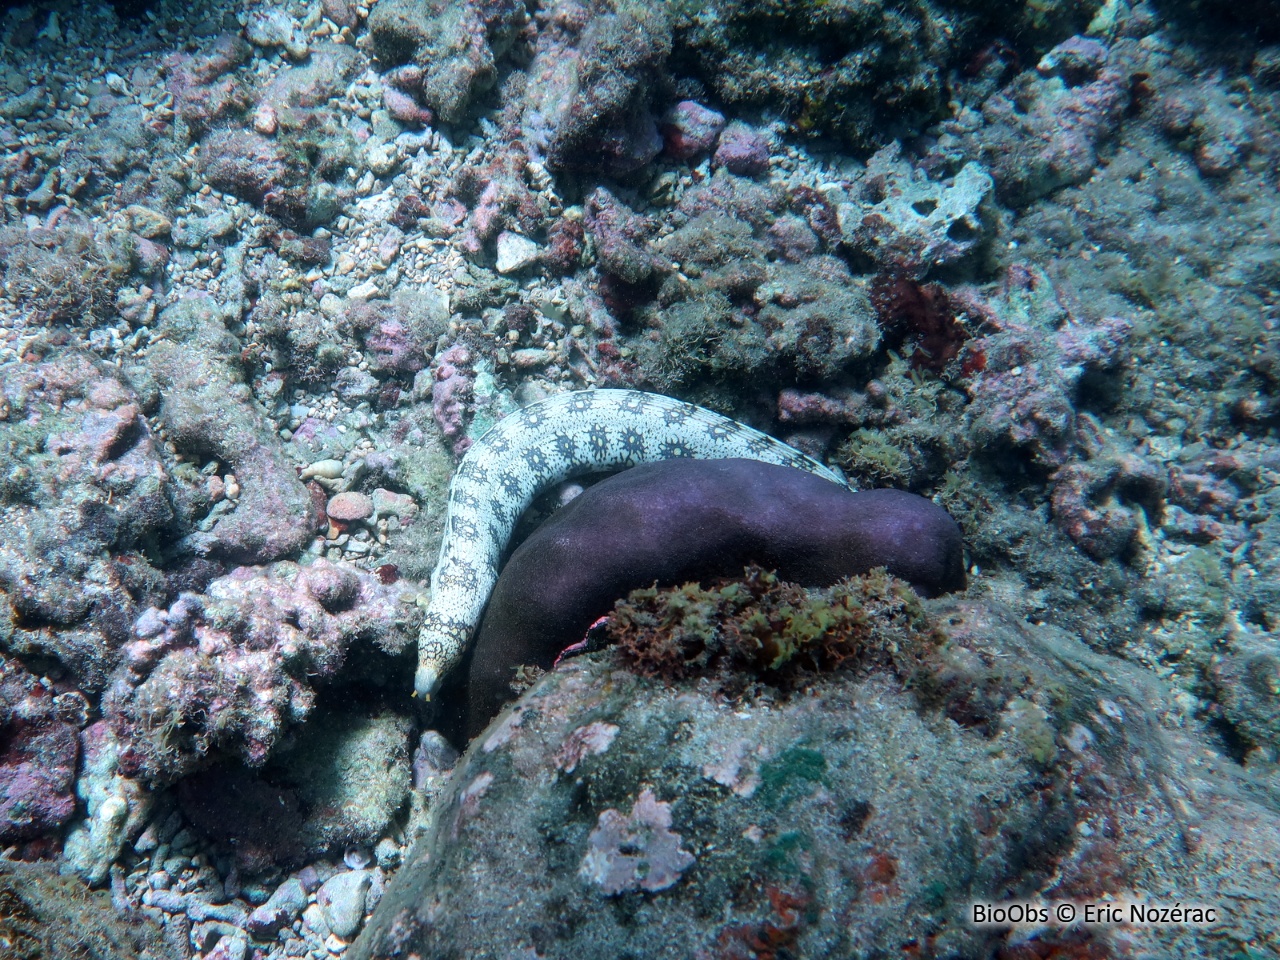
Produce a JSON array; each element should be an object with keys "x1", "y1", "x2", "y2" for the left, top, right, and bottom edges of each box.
[{"x1": 415, "y1": 388, "x2": 846, "y2": 698}]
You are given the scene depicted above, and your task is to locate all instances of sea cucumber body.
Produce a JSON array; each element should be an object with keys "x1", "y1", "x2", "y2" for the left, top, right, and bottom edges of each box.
[{"x1": 415, "y1": 389, "x2": 845, "y2": 697}]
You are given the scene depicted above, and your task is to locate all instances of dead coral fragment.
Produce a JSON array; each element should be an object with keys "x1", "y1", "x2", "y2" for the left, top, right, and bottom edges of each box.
[
  {"x1": 579, "y1": 788, "x2": 694, "y2": 896},
  {"x1": 607, "y1": 565, "x2": 940, "y2": 686}
]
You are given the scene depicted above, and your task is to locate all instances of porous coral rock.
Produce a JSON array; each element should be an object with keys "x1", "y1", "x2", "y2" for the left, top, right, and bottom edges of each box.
[
  {"x1": 670, "y1": 0, "x2": 953, "y2": 152},
  {"x1": 0, "y1": 353, "x2": 173, "y2": 690},
  {"x1": 660, "y1": 100, "x2": 725, "y2": 160},
  {"x1": 59, "y1": 101, "x2": 161, "y2": 200},
  {"x1": 711, "y1": 119, "x2": 770, "y2": 177},
  {"x1": 448, "y1": 144, "x2": 551, "y2": 256},
  {"x1": 430, "y1": 343, "x2": 475, "y2": 456},
  {"x1": 583, "y1": 186, "x2": 665, "y2": 286},
  {"x1": 106, "y1": 559, "x2": 417, "y2": 783},
  {"x1": 63, "y1": 719, "x2": 150, "y2": 885},
  {"x1": 164, "y1": 32, "x2": 253, "y2": 138},
  {"x1": 519, "y1": 1, "x2": 672, "y2": 175},
  {"x1": 960, "y1": 266, "x2": 1133, "y2": 470},
  {"x1": 1050, "y1": 444, "x2": 1166, "y2": 561},
  {"x1": 0, "y1": 654, "x2": 81, "y2": 843},
  {"x1": 342, "y1": 288, "x2": 449, "y2": 375},
  {"x1": 967, "y1": 48, "x2": 1129, "y2": 207},
  {"x1": 144, "y1": 295, "x2": 316, "y2": 564},
  {"x1": 834, "y1": 141, "x2": 994, "y2": 277},
  {"x1": 260, "y1": 45, "x2": 362, "y2": 111},
  {"x1": 625, "y1": 173, "x2": 878, "y2": 392},
  {"x1": 368, "y1": 0, "x2": 529, "y2": 124}
]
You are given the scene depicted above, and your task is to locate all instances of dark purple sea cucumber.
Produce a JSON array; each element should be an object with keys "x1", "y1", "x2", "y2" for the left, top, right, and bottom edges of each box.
[{"x1": 466, "y1": 458, "x2": 965, "y2": 735}]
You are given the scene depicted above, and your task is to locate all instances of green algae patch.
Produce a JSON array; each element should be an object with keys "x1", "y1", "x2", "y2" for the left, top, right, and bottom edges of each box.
[{"x1": 757, "y1": 748, "x2": 829, "y2": 809}]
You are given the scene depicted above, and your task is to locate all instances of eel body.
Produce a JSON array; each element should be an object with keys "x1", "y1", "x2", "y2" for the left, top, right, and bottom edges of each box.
[
  {"x1": 467, "y1": 457, "x2": 966, "y2": 735},
  {"x1": 416, "y1": 389, "x2": 845, "y2": 698}
]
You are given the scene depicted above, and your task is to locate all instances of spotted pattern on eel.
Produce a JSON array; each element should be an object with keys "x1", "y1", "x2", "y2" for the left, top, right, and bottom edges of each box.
[{"x1": 415, "y1": 388, "x2": 847, "y2": 698}]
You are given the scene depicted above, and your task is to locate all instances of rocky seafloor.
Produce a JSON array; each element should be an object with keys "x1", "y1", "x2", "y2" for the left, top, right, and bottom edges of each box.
[{"x1": 1, "y1": 0, "x2": 1279, "y2": 957}]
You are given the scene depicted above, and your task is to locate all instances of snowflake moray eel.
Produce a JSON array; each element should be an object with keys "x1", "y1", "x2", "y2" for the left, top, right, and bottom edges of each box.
[{"x1": 415, "y1": 388, "x2": 846, "y2": 698}]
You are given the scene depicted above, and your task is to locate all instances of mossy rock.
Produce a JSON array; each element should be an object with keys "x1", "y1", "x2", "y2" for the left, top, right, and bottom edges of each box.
[{"x1": 0, "y1": 858, "x2": 179, "y2": 960}]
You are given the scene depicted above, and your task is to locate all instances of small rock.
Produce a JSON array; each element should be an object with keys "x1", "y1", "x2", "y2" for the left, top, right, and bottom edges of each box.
[
  {"x1": 302, "y1": 902, "x2": 331, "y2": 940},
  {"x1": 374, "y1": 838, "x2": 402, "y2": 870},
  {"x1": 370, "y1": 488, "x2": 417, "y2": 522},
  {"x1": 0, "y1": 84, "x2": 43, "y2": 120},
  {"x1": 661, "y1": 100, "x2": 726, "y2": 160},
  {"x1": 187, "y1": 898, "x2": 248, "y2": 924},
  {"x1": 495, "y1": 231, "x2": 540, "y2": 274},
  {"x1": 124, "y1": 204, "x2": 172, "y2": 238},
  {"x1": 511, "y1": 348, "x2": 554, "y2": 369},
  {"x1": 297, "y1": 863, "x2": 333, "y2": 894},
  {"x1": 277, "y1": 232, "x2": 330, "y2": 264},
  {"x1": 144, "y1": 888, "x2": 186, "y2": 913},
  {"x1": 317, "y1": 869, "x2": 371, "y2": 940},
  {"x1": 204, "y1": 935, "x2": 248, "y2": 960},
  {"x1": 133, "y1": 823, "x2": 160, "y2": 854},
  {"x1": 383, "y1": 86, "x2": 431, "y2": 126},
  {"x1": 322, "y1": 0, "x2": 358, "y2": 27},
  {"x1": 253, "y1": 104, "x2": 278, "y2": 135},
  {"x1": 327, "y1": 491, "x2": 374, "y2": 523},
  {"x1": 246, "y1": 877, "x2": 307, "y2": 940},
  {"x1": 412, "y1": 730, "x2": 459, "y2": 787},
  {"x1": 334, "y1": 367, "x2": 381, "y2": 403},
  {"x1": 713, "y1": 121, "x2": 771, "y2": 177},
  {"x1": 245, "y1": 9, "x2": 308, "y2": 59},
  {"x1": 26, "y1": 169, "x2": 58, "y2": 209},
  {"x1": 365, "y1": 141, "x2": 398, "y2": 177},
  {"x1": 347, "y1": 279, "x2": 381, "y2": 300},
  {"x1": 134, "y1": 237, "x2": 170, "y2": 274},
  {"x1": 377, "y1": 227, "x2": 404, "y2": 266}
]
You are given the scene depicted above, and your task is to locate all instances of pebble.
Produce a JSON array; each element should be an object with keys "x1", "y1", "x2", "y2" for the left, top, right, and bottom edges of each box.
[
  {"x1": 302, "y1": 901, "x2": 332, "y2": 941},
  {"x1": 253, "y1": 104, "x2": 279, "y2": 135},
  {"x1": 374, "y1": 838, "x2": 402, "y2": 870},
  {"x1": 365, "y1": 141, "x2": 398, "y2": 177},
  {"x1": 495, "y1": 231, "x2": 540, "y2": 274},
  {"x1": 187, "y1": 897, "x2": 248, "y2": 924},
  {"x1": 247, "y1": 876, "x2": 308, "y2": 939},
  {"x1": 124, "y1": 204, "x2": 172, "y2": 238},
  {"x1": 412, "y1": 731, "x2": 460, "y2": 787},
  {"x1": 327, "y1": 491, "x2": 374, "y2": 522},
  {"x1": 145, "y1": 888, "x2": 187, "y2": 912},
  {"x1": 204, "y1": 935, "x2": 248, "y2": 960},
  {"x1": 370, "y1": 488, "x2": 417, "y2": 521},
  {"x1": 170, "y1": 826, "x2": 198, "y2": 852},
  {"x1": 347, "y1": 279, "x2": 381, "y2": 299},
  {"x1": 512, "y1": 347, "x2": 554, "y2": 369},
  {"x1": 317, "y1": 870, "x2": 371, "y2": 940},
  {"x1": 377, "y1": 227, "x2": 404, "y2": 266}
]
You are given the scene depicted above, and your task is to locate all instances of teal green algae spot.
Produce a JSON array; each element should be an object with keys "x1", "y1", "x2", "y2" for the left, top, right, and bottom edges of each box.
[
  {"x1": 764, "y1": 830, "x2": 813, "y2": 876},
  {"x1": 757, "y1": 747, "x2": 828, "y2": 809}
]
